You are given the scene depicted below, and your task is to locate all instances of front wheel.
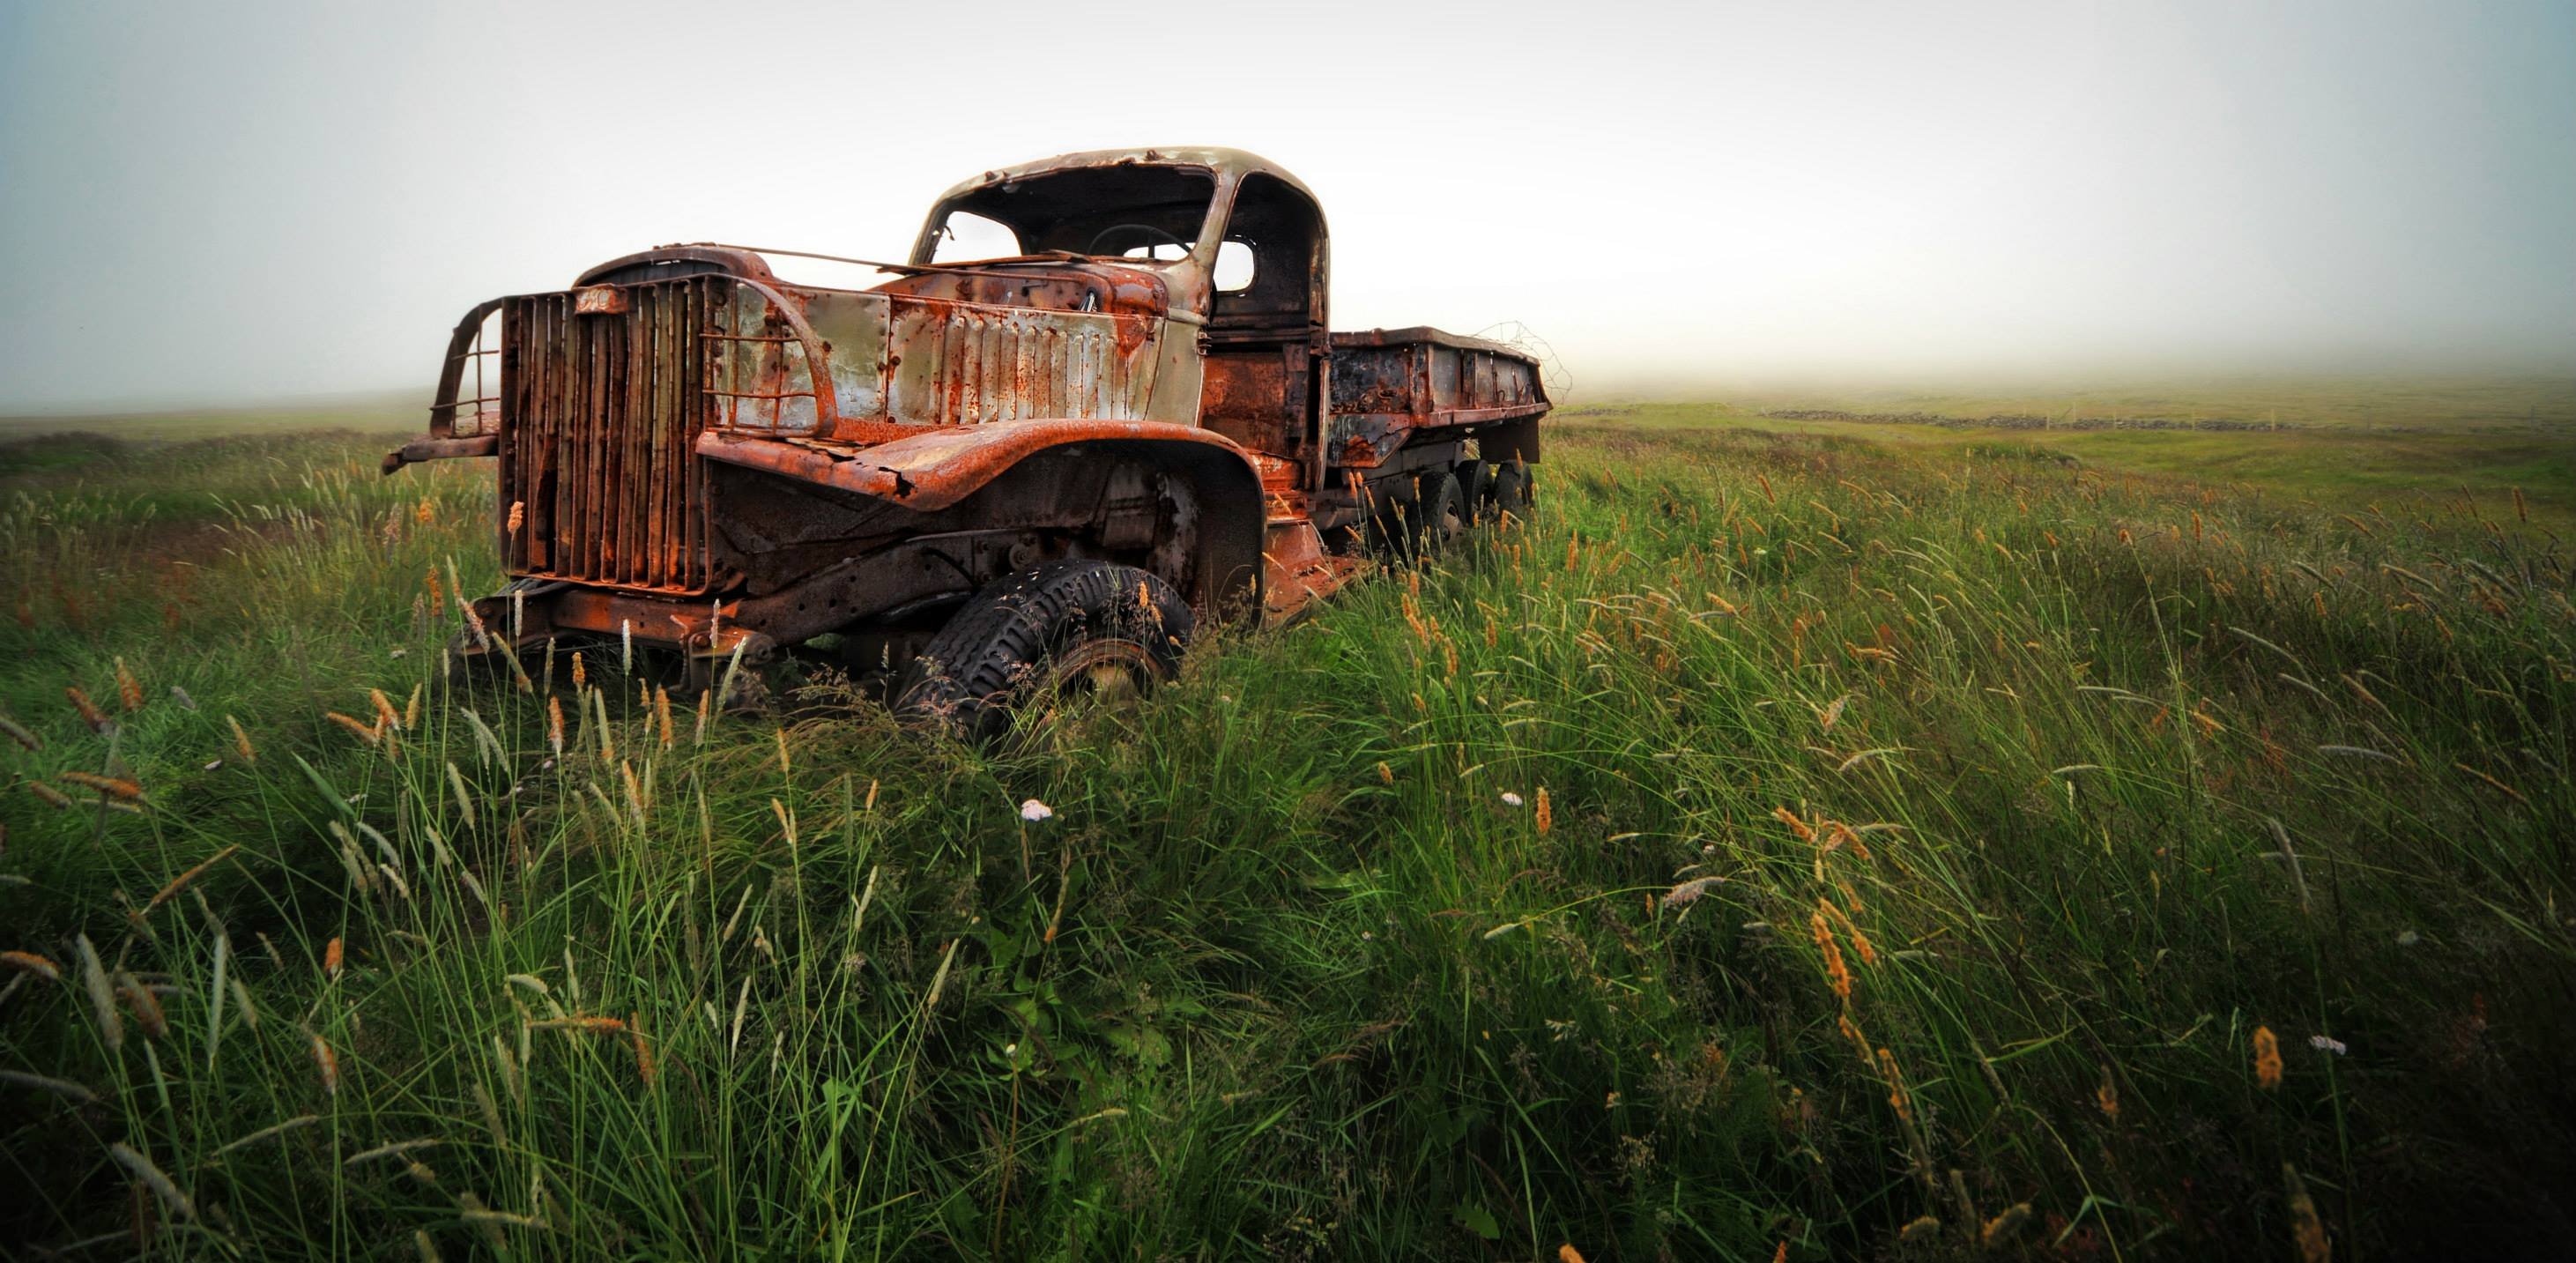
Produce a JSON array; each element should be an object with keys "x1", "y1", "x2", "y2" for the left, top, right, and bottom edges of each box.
[{"x1": 897, "y1": 560, "x2": 1192, "y2": 739}]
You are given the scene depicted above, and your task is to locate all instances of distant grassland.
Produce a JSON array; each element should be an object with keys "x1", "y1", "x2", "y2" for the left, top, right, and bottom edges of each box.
[
  {"x1": 0, "y1": 390, "x2": 2571, "y2": 1259},
  {"x1": 0, "y1": 394, "x2": 421, "y2": 445},
  {"x1": 1569, "y1": 381, "x2": 2576, "y2": 533},
  {"x1": 1711, "y1": 374, "x2": 2576, "y2": 432}
]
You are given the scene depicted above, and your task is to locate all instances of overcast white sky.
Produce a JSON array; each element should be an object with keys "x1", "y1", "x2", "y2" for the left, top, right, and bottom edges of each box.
[{"x1": 1, "y1": 0, "x2": 2569, "y2": 411}]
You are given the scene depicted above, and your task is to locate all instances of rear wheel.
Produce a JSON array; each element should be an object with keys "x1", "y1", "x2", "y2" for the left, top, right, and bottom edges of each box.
[
  {"x1": 1453, "y1": 460, "x2": 1491, "y2": 524},
  {"x1": 897, "y1": 560, "x2": 1191, "y2": 739},
  {"x1": 1491, "y1": 460, "x2": 1534, "y2": 525},
  {"x1": 1362, "y1": 479, "x2": 1415, "y2": 558},
  {"x1": 1412, "y1": 469, "x2": 1467, "y2": 560}
]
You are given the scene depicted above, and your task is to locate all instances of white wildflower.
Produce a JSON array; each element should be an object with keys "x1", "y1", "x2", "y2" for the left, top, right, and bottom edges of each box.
[
  {"x1": 2309, "y1": 1035, "x2": 2347, "y2": 1056},
  {"x1": 1500, "y1": 791, "x2": 1525, "y2": 807},
  {"x1": 1019, "y1": 799, "x2": 1053, "y2": 822}
]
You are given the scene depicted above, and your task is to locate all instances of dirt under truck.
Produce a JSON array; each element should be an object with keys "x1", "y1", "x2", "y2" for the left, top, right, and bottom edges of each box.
[{"x1": 384, "y1": 147, "x2": 1551, "y2": 730}]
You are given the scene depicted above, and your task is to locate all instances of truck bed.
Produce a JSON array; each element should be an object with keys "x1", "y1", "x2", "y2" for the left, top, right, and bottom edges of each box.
[{"x1": 1325, "y1": 327, "x2": 1549, "y2": 470}]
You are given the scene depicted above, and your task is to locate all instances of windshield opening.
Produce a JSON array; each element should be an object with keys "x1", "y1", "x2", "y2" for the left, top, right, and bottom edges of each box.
[{"x1": 922, "y1": 165, "x2": 1217, "y2": 266}]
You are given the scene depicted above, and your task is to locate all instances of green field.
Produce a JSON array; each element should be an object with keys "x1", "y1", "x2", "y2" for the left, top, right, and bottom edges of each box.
[{"x1": 2, "y1": 394, "x2": 2571, "y2": 1259}]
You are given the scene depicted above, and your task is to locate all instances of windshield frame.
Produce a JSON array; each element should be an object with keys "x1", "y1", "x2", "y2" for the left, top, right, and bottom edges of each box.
[{"x1": 908, "y1": 162, "x2": 1229, "y2": 274}]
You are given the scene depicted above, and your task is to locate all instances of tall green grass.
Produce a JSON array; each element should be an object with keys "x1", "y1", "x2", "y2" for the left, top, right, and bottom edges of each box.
[{"x1": 2, "y1": 423, "x2": 2570, "y2": 1259}]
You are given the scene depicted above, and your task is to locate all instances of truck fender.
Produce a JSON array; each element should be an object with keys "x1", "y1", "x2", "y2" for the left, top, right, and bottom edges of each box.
[{"x1": 696, "y1": 420, "x2": 1267, "y2": 613}]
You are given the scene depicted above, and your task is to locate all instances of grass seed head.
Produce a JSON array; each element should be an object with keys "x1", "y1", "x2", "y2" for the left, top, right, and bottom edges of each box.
[
  {"x1": 1810, "y1": 910, "x2": 1853, "y2": 1000},
  {"x1": 110, "y1": 1142, "x2": 193, "y2": 1222},
  {"x1": 325, "y1": 711, "x2": 382, "y2": 747},
  {"x1": 60, "y1": 771, "x2": 145, "y2": 803},
  {"x1": 66, "y1": 685, "x2": 111, "y2": 733},
  {"x1": 1979, "y1": 1202, "x2": 2031, "y2": 1247},
  {"x1": 116, "y1": 973, "x2": 167, "y2": 1039},
  {"x1": 2253, "y1": 1026, "x2": 2283, "y2": 1089},
  {"x1": 115, "y1": 658, "x2": 142, "y2": 711},
  {"x1": 144, "y1": 844, "x2": 239, "y2": 915},
  {"x1": 75, "y1": 935, "x2": 122, "y2": 1051},
  {"x1": 531, "y1": 1014, "x2": 629, "y2": 1034},
  {"x1": 630, "y1": 1011, "x2": 657, "y2": 1085},
  {"x1": 1, "y1": 950, "x2": 62, "y2": 983},
  {"x1": 0, "y1": 1067, "x2": 98, "y2": 1104},
  {"x1": 308, "y1": 1031, "x2": 339, "y2": 1096},
  {"x1": 226, "y1": 714, "x2": 257, "y2": 764},
  {"x1": 2283, "y1": 1163, "x2": 2330, "y2": 1263}
]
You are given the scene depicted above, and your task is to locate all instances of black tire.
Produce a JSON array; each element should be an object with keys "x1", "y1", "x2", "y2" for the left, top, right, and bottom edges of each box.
[
  {"x1": 1362, "y1": 478, "x2": 1415, "y2": 559},
  {"x1": 897, "y1": 560, "x2": 1191, "y2": 739},
  {"x1": 1453, "y1": 459, "x2": 1491, "y2": 525},
  {"x1": 1412, "y1": 469, "x2": 1467, "y2": 560},
  {"x1": 1491, "y1": 460, "x2": 1534, "y2": 525}
]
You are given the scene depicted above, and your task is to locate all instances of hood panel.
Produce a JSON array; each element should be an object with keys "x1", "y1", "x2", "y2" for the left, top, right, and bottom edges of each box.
[{"x1": 716, "y1": 276, "x2": 1170, "y2": 435}]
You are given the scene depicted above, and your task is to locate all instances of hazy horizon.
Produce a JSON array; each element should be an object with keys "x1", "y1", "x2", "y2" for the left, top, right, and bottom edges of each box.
[{"x1": 3, "y1": 0, "x2": 2570, "y2": 413}]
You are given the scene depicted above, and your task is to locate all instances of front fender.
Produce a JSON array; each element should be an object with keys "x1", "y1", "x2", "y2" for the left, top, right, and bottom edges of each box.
[{"x1": 697, "y1": 420, "x2": 1268, "y2": 615}]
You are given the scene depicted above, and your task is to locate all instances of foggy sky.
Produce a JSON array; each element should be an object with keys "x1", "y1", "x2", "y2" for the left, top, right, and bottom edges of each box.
[{"x1": 1, "y1": 0, "x2": 2569, "y2": 412}]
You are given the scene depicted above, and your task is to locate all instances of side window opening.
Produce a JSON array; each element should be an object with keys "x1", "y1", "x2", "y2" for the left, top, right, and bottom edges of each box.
[
  {"x1": 1214, "y1": 240, "x2": 1256, "y2": 293},
  {"x1": 1210, "y1": 174, "x2": 1318, "y2": 329}
]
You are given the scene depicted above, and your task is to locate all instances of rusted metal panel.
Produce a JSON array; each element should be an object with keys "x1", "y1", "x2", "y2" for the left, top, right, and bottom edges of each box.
[
  {"x1": 1323, "y1": 330, "x2": 1548, "y2": 469},
  {"x1": 695, "y1": 418, "x2": 1256, "y2": 513},
  {"x1": 882, "y1": 297, "x2": 1156, "y2": 427}
]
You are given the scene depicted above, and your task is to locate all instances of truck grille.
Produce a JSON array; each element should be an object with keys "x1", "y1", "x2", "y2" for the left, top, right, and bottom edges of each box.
[{"x1": 501, "y1": 278, "x2": 722, "y2": 594}]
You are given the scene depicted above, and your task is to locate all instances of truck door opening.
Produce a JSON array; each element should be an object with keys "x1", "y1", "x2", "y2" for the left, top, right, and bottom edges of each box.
[{"x1": 1199, "y1": 173, "x2": 1325, "y2": 475}]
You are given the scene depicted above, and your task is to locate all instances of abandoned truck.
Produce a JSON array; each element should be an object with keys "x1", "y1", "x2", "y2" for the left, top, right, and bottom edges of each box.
[{"x1": 384, "y1": 146, "x2": 1549, "y2": 726}]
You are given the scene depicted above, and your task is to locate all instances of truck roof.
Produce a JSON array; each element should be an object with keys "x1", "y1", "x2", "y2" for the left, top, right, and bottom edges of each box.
[{"x1": 929, "y1": 146, "x2": 1321, "y2": 210}]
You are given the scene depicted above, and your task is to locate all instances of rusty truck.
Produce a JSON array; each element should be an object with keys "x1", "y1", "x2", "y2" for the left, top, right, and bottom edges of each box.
[{"x1": 385, "y1": 146, "x2": 1549, "y2": 728}]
